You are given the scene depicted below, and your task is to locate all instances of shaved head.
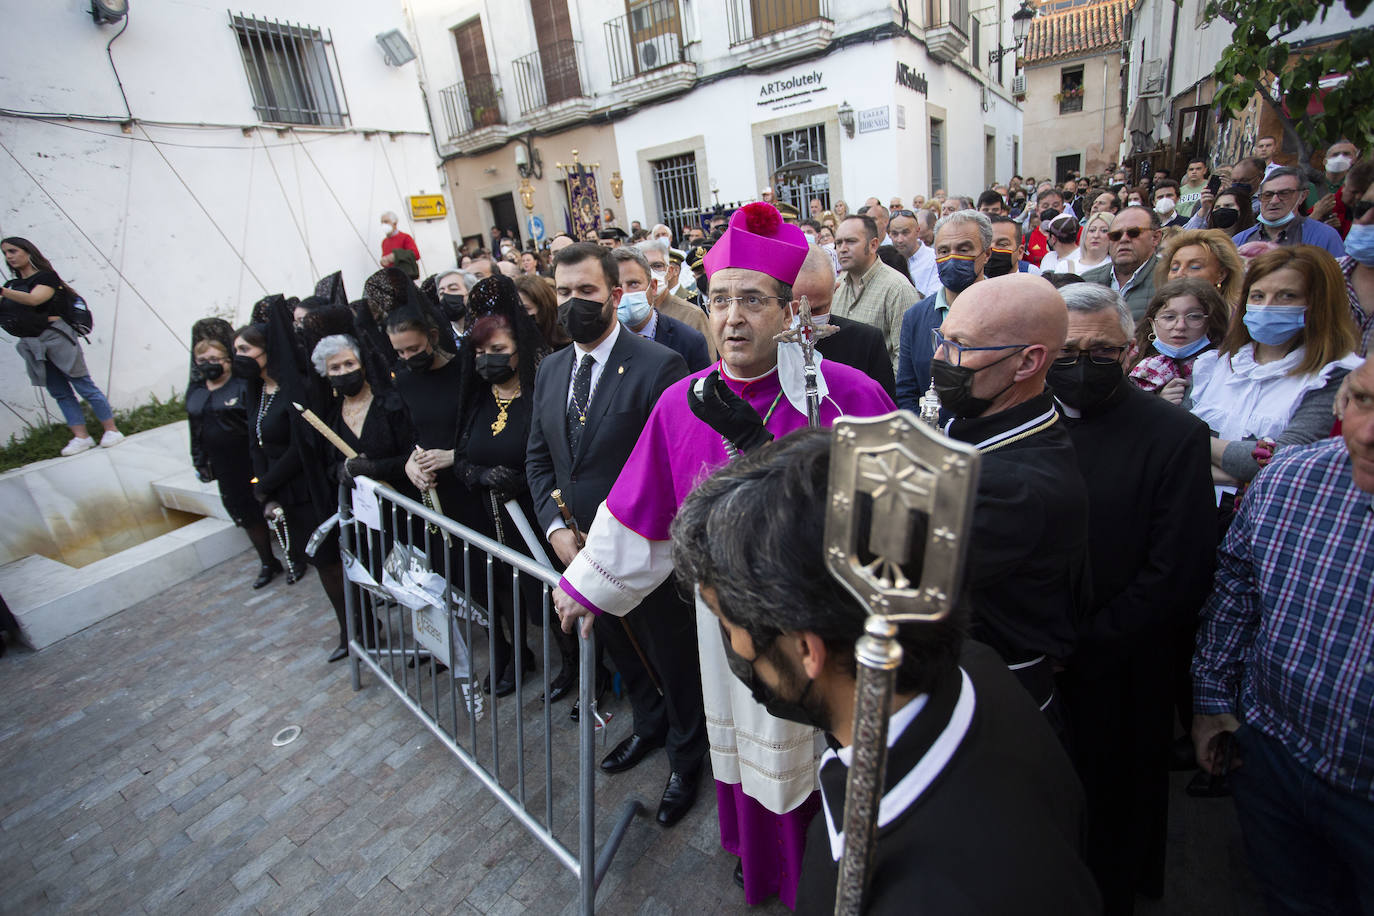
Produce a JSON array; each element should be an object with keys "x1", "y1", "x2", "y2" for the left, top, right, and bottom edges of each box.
[
  {"x1": 938, "y1": 274, "x2": 1066, "y2": 416},
  {"x1": 793, "y1": 245, "x2": 837, "y2": 315}
]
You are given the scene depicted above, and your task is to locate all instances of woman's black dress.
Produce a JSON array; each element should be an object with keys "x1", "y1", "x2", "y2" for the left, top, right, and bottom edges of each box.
[
  {"x1": 187, "y1": 377, "x2": 257, "y2": 526},
  {"x1": 246, "y1": 383, "x2": 322, "y2": 568}
]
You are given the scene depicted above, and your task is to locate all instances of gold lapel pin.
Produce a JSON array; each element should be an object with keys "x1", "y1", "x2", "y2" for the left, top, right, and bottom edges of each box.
[{"x1": 618, "y1": 366, "x2": 624, "y2": 374}]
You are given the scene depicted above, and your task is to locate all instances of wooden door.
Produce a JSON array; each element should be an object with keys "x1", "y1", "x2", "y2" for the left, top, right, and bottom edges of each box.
[{"x1": 529, "y1": 0, "x2": 581, "y2": 104}]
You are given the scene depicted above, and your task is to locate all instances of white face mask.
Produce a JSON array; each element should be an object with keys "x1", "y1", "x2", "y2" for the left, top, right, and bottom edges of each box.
[
  {"x1": 383, "y1": 223, "x2": 397, "y2": 236},
  {"x1": 1325, "y1": 154, "x2": 1353, "y2": 174},
  {"x1": 650, "y1": 269, "x2": 668, "y2": 288},
  {"x1": 1154, "y1": 197, "x2": 1176, "y2": 216}
]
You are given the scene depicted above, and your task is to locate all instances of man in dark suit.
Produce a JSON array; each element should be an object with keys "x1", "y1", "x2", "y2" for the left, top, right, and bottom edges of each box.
[
  {"x1": 611, "y1": 248, "x2": 711, "y2": 372},
  {"x1": 525, "y1": 243, "x2": 708, "y2": 827},
  {"x1": 790, "y1": 244, "x2": 896, "y2": 399}
]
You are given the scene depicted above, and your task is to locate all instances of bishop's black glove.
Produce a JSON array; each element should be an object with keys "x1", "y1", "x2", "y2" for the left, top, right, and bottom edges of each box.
[
  {"x1": 479, "y1": 466, "x2": 522, "y2": 502},
  {"x1": 687, "y1": 370, "x2": 773, "y2": 453}
]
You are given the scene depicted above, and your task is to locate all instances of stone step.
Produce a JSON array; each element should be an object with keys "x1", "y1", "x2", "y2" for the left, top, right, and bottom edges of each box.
[{"x1": 153, "y1": 470, "x2": 233, "y2": 521}]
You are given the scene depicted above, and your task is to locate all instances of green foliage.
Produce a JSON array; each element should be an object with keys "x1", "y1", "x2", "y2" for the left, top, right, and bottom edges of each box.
[
  {"x1": 0, "y1": 392, "x2": 186, "y2": 473},
  {"x1": 1204, "y1": 0, "x2": 1374, "y2": 158}
]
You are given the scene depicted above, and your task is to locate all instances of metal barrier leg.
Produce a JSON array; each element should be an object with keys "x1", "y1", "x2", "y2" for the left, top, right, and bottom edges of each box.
[
  {"x1": 578, "y1": 629, "x2": 595, "y2": 916},
  {"x1": 340, "y1": 483, "x2": 362, "y2": 692}
]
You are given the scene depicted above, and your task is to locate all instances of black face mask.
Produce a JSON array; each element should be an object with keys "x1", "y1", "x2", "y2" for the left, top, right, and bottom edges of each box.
[
  {"x1": 440, "y1": 293, "x2": 467, "y2": 323},
  {"x1": 231, "y1": 354, "x2": 261, "y2": 381},
  {"x1": 329, "y1": 368, "x2": 366, "y2": 397},
  {"x1": 1039, "y1": 206, "x2": 1061, "y2": 223},
  {"x1": 718, "y1": 623, "x2": 828, "y2": 731},
  {"x1": 1211, "y1": 207, "x2": 1240, "y2": 230},
  {"x1": 403, "y1": 350, "x2": 435, "y2": 373},
  {"x1": 558, "y1": 296, "x2": 613, "y2": 345},
  {"x1": 931, "y1": 349, "x2": 1022, "y2": 418},
  {"x1": 475, "y1": 352, "x2": 516, "y2": 384},
  {"x1": 195, "y1": 361, "x2": 225, "y2": 382},
  {"x1": 984, "y1": 250, "x2": 1016, "y2": 278},
  {"x1": 1047, "y1": 356, "x2": 1124, "y2": 413}
]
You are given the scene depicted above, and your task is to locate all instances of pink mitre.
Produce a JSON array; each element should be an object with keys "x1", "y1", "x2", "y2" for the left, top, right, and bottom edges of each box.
[{"x1": 703, "y1": 202, "x2": 809, "y2": 286}]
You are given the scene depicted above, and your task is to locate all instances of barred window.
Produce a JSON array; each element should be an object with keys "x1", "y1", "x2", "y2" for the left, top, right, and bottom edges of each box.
[{"x1": 231, "y1": 12, "x2": 349, "y2": 127}]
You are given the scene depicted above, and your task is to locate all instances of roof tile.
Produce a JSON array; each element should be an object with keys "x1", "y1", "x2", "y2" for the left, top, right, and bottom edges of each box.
[{"x1": 1020, "y1": 0, "x2": 1129, "y2": 65}]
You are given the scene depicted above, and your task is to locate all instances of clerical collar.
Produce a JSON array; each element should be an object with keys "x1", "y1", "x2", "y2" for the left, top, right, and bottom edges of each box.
[
  {"x1": 720, "y1": 362, "x2": 778, "y2": 383},
  {"x1": 943, "y1": 390, "x2": 1060, "y2": 452},
  {"x1": 816, "y1": 663, "x2": 974, "y2": 861}
]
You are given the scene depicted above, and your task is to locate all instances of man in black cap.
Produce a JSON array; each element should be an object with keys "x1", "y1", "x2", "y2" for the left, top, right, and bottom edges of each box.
[{"x1": 598, "y1": 226, "x2": 627, "y2": 249}]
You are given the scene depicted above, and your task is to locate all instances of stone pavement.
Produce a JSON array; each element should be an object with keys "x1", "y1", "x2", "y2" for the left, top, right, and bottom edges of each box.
[{"x1": 0, "y1": 546, "x2": 1261, "y2": 914}]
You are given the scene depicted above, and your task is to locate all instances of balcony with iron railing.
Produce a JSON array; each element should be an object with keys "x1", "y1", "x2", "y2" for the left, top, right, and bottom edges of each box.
[
  {"x1": 604, "y1": 0, "x2": 696, "y2": 102},
  {"x1": 436, "y1": 73, "x2": 509, "y2": 154},
  {"x1": 925, "y1": 0, "x2": 970, "y2": 63},
  {"x1": 725, "y1": 0, "x2": 834, "y2": 68},
  {"x1": 512, "y1": 39, "x2": 594, "y2": 130}
]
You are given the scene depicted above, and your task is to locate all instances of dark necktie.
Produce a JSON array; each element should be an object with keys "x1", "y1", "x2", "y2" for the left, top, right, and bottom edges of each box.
[{"x1": 567, "y1": 353, "x2": 593, "y2": 456}]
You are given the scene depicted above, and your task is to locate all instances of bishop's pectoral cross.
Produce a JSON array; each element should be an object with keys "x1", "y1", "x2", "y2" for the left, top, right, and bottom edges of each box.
[{"x1": 773, "y1": 295, "x2": 838, "y2": 428}]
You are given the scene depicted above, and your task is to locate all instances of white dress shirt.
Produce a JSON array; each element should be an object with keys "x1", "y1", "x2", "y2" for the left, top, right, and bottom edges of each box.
[{"x1": 907, "y1": 244, "x2": 941, "y2": 299}]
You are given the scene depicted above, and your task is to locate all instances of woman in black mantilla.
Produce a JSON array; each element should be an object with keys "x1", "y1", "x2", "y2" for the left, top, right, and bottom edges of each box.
[
  {"x1": 235, "y1": 296, "x2": 351, "y2": 662},
  {"x1": 452, "y1": 275, "x2": 564, "y2": 697},
  {"x1": 186, "y1": 317, "x2": 280, "y2": 588}
]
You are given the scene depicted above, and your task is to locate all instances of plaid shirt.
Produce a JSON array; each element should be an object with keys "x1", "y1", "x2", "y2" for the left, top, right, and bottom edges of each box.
[
  {"x1": 1194, "y1": 438, "x2": 1374, "y2": 798},
  {"x1": 831, "y1": 258, "x2": 917, "y2": 371}
]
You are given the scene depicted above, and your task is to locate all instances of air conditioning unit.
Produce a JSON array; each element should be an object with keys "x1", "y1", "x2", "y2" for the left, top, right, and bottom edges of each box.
[
  {"x1": 1011, "y1": 73, "x2": 1026, "y2": 96},
  {"x1": 635, "y1": 33, "x2": 681, "y2": 71}
]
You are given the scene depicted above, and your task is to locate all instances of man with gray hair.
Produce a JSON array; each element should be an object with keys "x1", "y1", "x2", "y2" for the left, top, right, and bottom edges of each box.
[
  {"x1": 1049, "y1": 282, "x2": 1215, "y2": 912},
  {"x1": 650, "y1": 223, "x2": 673, "y2": 243},
  {"x1": 831, "y1": 213, "x2": 917, "y2": 369},
  {"x1": 1231, "y1": 166, "x2": 1347, "y2": 257},
  {"x1": 380, "y1": 210, "x2": 421, "y2": 279},
  {"x1": 636, "y1": 237, "x2": 715, "y2": 358},
  {"x1": 895, "y1": 209, "x2": 993, "y2": 410}
]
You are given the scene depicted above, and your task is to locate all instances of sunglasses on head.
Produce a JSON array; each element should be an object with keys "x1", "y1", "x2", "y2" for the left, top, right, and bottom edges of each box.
[
  {"x1": 892, "y1": 209, "x2": 918, "y2": 219},
  {"x1": 1107, "y1": 227, "x2": 1149, "y2": 242}
]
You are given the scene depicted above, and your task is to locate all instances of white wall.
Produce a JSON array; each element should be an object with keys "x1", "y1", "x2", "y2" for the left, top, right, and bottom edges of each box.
[{"x1": 0, "y1": 0, "x2": 451, "y2": 444}]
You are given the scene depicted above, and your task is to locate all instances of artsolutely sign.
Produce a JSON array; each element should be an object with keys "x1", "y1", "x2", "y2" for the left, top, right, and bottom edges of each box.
[
  {"x1": 895, "y1": 62, "x2": 929, "y2": 96},
  {"x1": 758, "y1": 69, "x2": 826, "y2": 111}
]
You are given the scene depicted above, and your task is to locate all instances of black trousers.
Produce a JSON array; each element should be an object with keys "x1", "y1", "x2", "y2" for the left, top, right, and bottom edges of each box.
[{"x1": 596, "y1": 579, "x2": 707, "y2": 773}]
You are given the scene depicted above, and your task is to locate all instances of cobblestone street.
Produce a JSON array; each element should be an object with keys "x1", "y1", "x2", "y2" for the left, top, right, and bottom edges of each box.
[{"x1": 0, "y1": 547, "x2": 1259, "y2": 914}]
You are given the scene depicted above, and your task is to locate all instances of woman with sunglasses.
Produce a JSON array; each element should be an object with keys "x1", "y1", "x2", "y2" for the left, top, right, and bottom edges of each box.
[
  {"x1": 1188, "y1": 246, "x2": 1362, "y2": 504},
  {"x1": 1129, "y1": 278, "x2": 1230, "y2": 403}
]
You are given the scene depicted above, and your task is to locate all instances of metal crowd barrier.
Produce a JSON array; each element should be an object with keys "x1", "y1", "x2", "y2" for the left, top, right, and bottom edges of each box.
[{"x1": 337, "y1": 478, "x2": 642, "y2": 914}]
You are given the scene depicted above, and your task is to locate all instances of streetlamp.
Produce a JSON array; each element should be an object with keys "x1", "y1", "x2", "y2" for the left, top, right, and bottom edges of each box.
[
  {"x1": 988, "y1": 0, "x2": 1035, "y2": 66},
  {"x1": 837, "y1": 101, "x2": 855, "y2": 139}
]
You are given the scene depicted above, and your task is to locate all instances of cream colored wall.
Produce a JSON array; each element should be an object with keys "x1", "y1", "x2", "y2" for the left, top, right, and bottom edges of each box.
[
  {"x1": 1021, "y1": 52, "x2": 1125, "y2": 178},
  {"x1": 441, "y1": 124, "x2": 621, "y2": 252}
]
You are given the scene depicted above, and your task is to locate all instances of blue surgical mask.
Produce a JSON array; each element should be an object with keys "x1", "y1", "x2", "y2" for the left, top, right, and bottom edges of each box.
[
  {"x1": 936, "y1": 254, "x2": 979, "y2": 293},
  {"x1": 616, "y1": 290, "x2": 652, "y2": 326},
  {"x1": 1344, "y1": 223, "x2": 1374, "y2": 267},
  {"x1": 1243, "y1": 305, "x2": 1306, "y2": 346},
  {"x1": 1256, "y1": 210, "x2": 1296, "y2": 229},
  {"x1": 1152, "y1": 335, "x2": 1211, "y2": 359}
]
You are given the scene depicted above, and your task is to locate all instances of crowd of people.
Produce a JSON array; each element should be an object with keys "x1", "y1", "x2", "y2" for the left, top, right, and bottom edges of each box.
[{"x1": 6, "y1": 130, "x2": 1373, "y2": 914}]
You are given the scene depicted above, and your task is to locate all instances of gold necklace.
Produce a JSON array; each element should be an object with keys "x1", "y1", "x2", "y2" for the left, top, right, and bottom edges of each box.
[{"x1": 491, "y1": 385, "x2": 520, "y2": 436}]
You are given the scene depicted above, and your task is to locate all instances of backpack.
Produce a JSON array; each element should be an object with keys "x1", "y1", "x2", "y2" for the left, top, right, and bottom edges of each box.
[{"x1": 57, "y1": 284, "x2": 94, "y2": 337}]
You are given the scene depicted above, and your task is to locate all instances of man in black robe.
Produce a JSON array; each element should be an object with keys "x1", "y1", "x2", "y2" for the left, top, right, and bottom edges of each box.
[
  {"x1": 670, "y1": 430, "x2": 1100, "y2": 916},
  {"x1": 932, "y1": 273, "x2": 1091, "y2": 722},
  {"x1": 1048, "y1": 283, "x2": 1216, "y2": 914}
]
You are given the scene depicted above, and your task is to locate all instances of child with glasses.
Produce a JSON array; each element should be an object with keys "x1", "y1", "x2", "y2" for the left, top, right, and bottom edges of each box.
[{"x1": 1128, "y1": 278, "x2": 1230, "y2": 403}]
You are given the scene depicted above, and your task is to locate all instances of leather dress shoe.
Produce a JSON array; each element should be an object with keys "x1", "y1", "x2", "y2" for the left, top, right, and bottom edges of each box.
[
  {"x1": 733, "y1": 859, "x2": 744, "y2": 888},
  {"x1": 569, "y1": 669, "x2": 611, "y2": 722},
  {"x1": 656, "y1": 765, "x2": 702, "y2": 826},
  {"x1": 541, "y1": 668, "x2": 576, "y2": 703},
  {"x1": 285, "y1": 562, "x2": 307, "y2": 585},
  {"x1": 600, "y1": 734, "x2": 663, "y2": 773},
  {"x1": 327, "y1": 644, "x2": 348, "y2": 663},
  {"x1": 252, "y1": 559, "x2": 283, "y2": 589}
]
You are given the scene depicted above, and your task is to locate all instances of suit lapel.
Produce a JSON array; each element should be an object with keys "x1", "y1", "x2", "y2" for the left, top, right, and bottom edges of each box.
[
  {"x1": 549, "y1": 347, "x2": 575, "y2": 470},
  {"x1": 578, "y1": 335, "x2": 631, "y2": 458}
]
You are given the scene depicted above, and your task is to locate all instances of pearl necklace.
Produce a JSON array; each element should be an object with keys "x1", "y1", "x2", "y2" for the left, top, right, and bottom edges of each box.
[{"x1": 256, "y1": 387, "x2": 277, "y2": 447}]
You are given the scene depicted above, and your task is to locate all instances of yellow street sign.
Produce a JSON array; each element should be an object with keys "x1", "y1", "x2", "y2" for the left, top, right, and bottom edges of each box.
[{"x1": 409, "y1": 194, "x2": 447, "y2": 221}]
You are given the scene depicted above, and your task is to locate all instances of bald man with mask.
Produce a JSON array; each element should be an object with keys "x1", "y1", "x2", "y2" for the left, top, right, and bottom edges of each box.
[
  {"x1": 793, "y1": 245, "x2": 896, "y2": 398},
  {"x1": 932, "y1": 274, "x2": 1091, "y2": 726}
]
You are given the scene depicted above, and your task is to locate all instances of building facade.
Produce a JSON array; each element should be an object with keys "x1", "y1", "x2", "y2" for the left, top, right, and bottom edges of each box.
[
  {"x1": 1019, "y1": 0, "x2": 1128, "y2": 181},
  {"x1": 0, "y1": 1, "x2": 450, "y2": 444},
  {"x1": 408, "y1": 0, "x2": 1026, "y2": 245}
]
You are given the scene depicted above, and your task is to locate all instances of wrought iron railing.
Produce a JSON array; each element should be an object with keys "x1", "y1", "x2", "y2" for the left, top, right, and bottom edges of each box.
[
  {"x1": 605, "y1": 0, "x2": 686, "y2": 84},
  {"x1": 512, "y1": 40, "x2": 586, "y2": 116},
  {"x1": 726, "y1": 0, "x2": 831, "y2": 46},
  {"x1": 437, "y1": 74, "x2": 505, "y2": 141}
]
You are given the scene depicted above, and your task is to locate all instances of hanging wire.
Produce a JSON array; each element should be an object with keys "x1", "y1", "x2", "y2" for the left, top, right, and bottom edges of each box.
[
  {"x1": 291, "y1": 132, "x2": 374, "y2": 260},
  {"x1": 255, "y1": 131, "x2": 319, "y2": 277},
  {"x1": 0, "y1": 137, "x2": 188, "y2": 351},
  {"x1": 136, "y1": 124, "x2": 272, "y2": 293}
]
